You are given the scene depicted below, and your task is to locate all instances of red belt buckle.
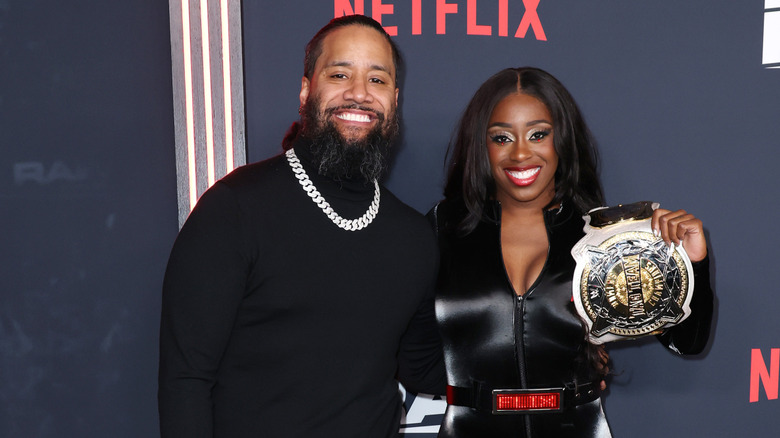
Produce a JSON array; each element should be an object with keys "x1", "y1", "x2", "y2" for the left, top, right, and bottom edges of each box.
[{"x1": 492, "y1": 388, "x2": 564, "y2": 414}]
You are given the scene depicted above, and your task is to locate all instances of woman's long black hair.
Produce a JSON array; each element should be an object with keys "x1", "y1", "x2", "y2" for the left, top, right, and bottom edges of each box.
[{"x1": 443, "y1": 67, "x2": 604, "y2": 234}]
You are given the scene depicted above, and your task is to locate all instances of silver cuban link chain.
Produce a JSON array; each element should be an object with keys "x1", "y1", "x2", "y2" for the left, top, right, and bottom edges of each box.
[{"x1": 285, "y1": 148, "x2": 380, "y2": 231}]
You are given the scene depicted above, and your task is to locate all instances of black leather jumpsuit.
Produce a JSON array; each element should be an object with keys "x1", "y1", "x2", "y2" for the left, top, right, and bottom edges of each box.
[{"x1": 431, "y1": 200, "x2": 713, "y2": 438}]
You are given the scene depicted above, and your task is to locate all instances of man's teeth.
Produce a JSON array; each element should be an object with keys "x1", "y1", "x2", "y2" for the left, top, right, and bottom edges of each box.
[
  {"x1": 507, "y1": 168, "x2": 540, "y2": 179},
  {"x1": 336, "y1": 113, "x2": 371, "y2": 123}
]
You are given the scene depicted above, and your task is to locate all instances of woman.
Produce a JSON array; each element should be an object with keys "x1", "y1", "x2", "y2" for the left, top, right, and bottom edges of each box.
[{"x1": 430, "y1": 67, "x2": 713, "y2": 437}]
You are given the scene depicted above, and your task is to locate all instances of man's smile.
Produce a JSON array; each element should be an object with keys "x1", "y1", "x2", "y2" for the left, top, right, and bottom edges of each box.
[{"x1": 335, "y1": 111, "x2": 373, "y2": 123}]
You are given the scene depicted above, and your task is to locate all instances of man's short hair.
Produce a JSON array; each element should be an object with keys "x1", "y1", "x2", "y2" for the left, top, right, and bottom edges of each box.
[{"x1": 303, "y1": 15, "x2": 402, "y2": 85}]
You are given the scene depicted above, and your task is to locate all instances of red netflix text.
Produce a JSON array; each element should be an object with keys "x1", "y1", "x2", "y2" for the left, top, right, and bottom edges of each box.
[
  {"x1": 334, "y1": 0, "x2": 546, "y2": 40},
  {"x1": 750, "y1": 348, "x2": 779, "y2": 402}
]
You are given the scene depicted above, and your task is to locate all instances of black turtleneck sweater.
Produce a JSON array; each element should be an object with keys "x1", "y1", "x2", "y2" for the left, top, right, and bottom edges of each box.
[{"x1": 159, "y1": 138, "x2": 446, "y2": 437}]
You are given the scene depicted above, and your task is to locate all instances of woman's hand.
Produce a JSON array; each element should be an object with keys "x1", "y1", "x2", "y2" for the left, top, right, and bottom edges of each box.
[{"x1": 651, "y1": 208, "x2": 707, "y2": 262}]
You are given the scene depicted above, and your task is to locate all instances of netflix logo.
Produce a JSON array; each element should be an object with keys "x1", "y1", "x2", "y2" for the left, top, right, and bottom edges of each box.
[{"x1": 334, "y1": 0, "x2": 547, "y2": 40}]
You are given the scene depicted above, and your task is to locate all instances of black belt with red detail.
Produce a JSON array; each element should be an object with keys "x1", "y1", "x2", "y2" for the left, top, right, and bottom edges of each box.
[{"x1": 446, "y1": 381, "x2": 600, "y2": 414}]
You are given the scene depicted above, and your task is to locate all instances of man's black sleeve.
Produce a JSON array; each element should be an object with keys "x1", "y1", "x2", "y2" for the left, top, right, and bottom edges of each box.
[{"x1": 158, "y1": 183, "x2": 248, "y2": 438}]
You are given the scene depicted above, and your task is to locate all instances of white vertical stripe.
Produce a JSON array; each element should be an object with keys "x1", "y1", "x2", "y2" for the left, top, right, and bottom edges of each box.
[
  {"x1": 200, "y1": 0, "x2": 216, "y2": 186},
  {"x1": 221, "y1": 0, "x2": 234, "y2": 172},
  {"x1": 181, "y1": 0, "x2": 198, "y2": 211},
  {"x1": 764, "y1": 11, "x2": 780, "y2": 64}
]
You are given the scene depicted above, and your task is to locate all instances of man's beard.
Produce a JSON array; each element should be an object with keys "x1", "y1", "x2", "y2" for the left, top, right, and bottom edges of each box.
[{"x1": 299, "y1": 96, "x2": 399, "y2": 182}]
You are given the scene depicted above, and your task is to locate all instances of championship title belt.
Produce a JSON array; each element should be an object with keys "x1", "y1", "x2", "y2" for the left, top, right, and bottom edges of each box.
[{"x1": 571, "y1": 201, "x2": 694, "y2": 344}]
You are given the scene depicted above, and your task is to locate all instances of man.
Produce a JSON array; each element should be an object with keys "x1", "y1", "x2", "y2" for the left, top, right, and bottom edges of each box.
[{"x1": 158, "y1": 15, "x2": 445, "y2": 437}]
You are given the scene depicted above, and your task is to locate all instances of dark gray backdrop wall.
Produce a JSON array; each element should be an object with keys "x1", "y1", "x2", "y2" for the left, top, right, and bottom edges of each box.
[
  {"x1": 1, "y1": 1, "x2": 177, "y2": 437},
  {"x1": 1, "y1": 1, "x2": 778, "y2": 437},
  {"x1": 242, "y1": 1, "x2": 780, "y2": 437}
]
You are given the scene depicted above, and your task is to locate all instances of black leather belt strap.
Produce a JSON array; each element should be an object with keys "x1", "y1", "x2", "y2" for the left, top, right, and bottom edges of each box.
[{"x1": 446, "y1": 381, "x2": 600, "y2": 414}]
